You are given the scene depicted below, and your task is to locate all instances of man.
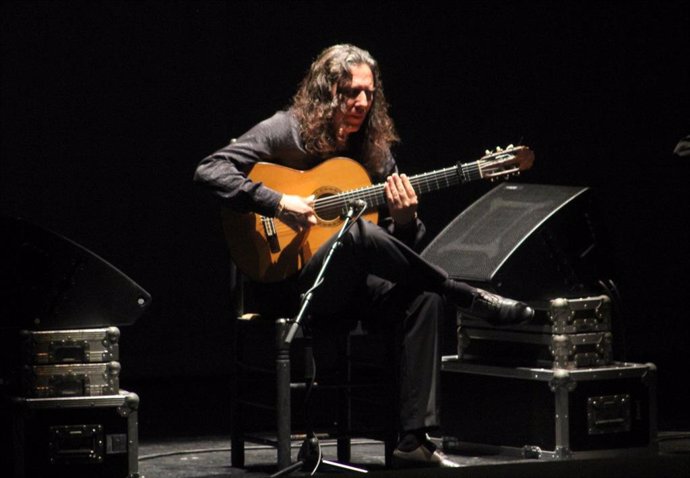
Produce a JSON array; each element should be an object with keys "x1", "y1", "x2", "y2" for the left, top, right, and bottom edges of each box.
[{"x1": 195, "y1": 44, "x2": 533, "y2": 468}]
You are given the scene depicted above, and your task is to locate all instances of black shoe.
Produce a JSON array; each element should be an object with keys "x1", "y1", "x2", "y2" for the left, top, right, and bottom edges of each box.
[
  {"x1": 467, "y1": 289, "x2": 534, "y2": 325},
  {"x1": 392, "y1": 442, "x2": 461, "y2": 468}
]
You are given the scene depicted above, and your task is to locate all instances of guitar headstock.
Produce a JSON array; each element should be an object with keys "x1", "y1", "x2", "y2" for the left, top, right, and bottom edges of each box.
[{"x1": 478, "y1": 145, "x2": 535, "y2": 180}]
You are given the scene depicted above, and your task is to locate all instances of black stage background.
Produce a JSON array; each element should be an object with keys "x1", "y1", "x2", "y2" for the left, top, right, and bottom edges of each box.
[{"x1": 2, "y1": 1, "x2": 688, "y2": 435}]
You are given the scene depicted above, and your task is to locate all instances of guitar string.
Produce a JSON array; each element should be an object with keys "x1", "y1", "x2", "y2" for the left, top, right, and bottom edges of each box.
[
  {"x1": 265, "y1": 151, "x2": 520, "y2": 235},
  {"x1": 311, "y1": 162, "x2": 476, "y2": 212},
  {"x1": 267, "y1": 162, "x2": 482, "y2": 234}
]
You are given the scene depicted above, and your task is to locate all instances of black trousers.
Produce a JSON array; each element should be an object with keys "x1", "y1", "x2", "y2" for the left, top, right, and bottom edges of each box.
[{"x1": 299, "y1": 219, "x2": 475, "y2": 432}]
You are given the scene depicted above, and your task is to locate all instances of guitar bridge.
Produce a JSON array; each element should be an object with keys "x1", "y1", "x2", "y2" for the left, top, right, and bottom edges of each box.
[{"x1": 261, "y1": 216, "x2": 281, "y2": 253}]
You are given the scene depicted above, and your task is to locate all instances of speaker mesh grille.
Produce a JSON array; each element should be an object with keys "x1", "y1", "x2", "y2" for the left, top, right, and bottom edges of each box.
[{"x1": 421, "y1": 183, "x2": 588, "y2": 281}]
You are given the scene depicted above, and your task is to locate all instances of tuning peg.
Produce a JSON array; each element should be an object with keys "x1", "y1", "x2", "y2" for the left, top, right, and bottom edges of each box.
[
  {"x1": 507, "y1": 144, "x2": 514, "y2": 149},
  {"x1": 496, "y1": 146, "x2": 503, "y2": 152},
  {"x1": 485, "y1": 149, "x2": 491, "y2": 155}
]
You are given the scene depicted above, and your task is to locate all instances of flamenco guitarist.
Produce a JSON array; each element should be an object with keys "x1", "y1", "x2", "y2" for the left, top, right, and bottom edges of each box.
[{"x1": 195, "y1": 44, "x2": 534, "y2": 468}]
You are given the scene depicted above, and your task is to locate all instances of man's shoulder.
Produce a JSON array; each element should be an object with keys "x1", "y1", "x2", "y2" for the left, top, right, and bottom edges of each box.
[
  {"x1": 246, "y1": 110, "x2": 299, "y2": 145},
  {"x1": 236, "y1": 109, "x2": 308, "y2": 164},
  {"x1": 255, "y1": 110, "x2": 297, "y2": 132}
]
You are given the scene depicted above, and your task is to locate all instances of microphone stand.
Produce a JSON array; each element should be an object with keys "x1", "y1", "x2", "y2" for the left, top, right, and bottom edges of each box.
[
  {"x1": 284, "y1": 201, "x2": 364, "y2": 345},
  {"x1": 271, "y1": 201, "x2": 368, "y2": 477}
]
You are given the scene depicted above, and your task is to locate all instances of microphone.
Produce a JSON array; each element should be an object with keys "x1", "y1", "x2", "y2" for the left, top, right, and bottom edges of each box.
[
  {"x1": 349, "y1": 199, "x2": 367, "y2": 210},
  {"x1": 342, "y1": 199, "x2": 367, "y2": 218}
]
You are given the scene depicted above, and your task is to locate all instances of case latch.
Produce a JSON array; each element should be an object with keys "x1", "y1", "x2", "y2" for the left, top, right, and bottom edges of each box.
[
  {"x1": 587, "y1": 393, "x2": 631, "y2": 434},
  {"x1": 49, "y1": 424, "x2": 105, "y2": 464}
]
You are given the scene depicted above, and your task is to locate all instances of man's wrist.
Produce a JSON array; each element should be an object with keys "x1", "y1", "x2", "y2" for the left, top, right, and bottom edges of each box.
[{"x1": 395, "y1": 213, "x2": 418, "y2": 230}]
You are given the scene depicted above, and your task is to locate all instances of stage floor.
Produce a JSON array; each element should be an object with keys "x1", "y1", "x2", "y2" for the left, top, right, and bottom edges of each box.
[{"x1": 139, "y1": 431, "x2": 690, "y2": 477}]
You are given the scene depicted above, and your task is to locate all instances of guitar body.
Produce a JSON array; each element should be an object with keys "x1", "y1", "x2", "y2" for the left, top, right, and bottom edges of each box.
[{"x1": 222, "y1": 158, "x2": 378, "y2": 283}]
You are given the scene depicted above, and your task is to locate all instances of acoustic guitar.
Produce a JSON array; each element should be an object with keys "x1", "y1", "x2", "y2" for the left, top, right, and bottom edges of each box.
[{"x1": 222, "y1": 145, "x2": 534, "y2": 283}]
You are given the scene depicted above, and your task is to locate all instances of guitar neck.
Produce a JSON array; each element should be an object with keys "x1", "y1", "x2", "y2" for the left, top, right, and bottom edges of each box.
[{"x1": 314, "y1": 160, "x2": 483, "y2": 214}]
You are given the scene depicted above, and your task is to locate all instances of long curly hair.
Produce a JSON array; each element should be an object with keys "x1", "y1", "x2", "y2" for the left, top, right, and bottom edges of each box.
[{"x1": 291, "y1": 44, "x2": 399, "y2": 173}]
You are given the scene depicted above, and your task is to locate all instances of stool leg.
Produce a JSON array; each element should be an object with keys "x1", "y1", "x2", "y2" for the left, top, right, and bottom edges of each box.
[
  {"x1": 231, "y1": 403, "x2": 245, "y2": 467},
  {"x1": 276, "y1": 319, "x2": 292, "y2": 469},
  {"x1": 384, "y1": 434, "x2": 396, "y2": 467},
  {"x1": 337, "y1": 333, "x2": 352, "y2": 463},
  {"x1": 231, "y1": 320, "x2": 245, "y2": 467}
]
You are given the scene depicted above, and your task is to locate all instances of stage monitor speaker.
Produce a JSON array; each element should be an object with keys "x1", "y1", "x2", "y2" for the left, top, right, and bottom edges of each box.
[
  {"x1": 421, "y1": 183, "x2": 605, "y2": 301},
  {"x1": 0, "y1": 216, "x2": 152, "y2": 330}
]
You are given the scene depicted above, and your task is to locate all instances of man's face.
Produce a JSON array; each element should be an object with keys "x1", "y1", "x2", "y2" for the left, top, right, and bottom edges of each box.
[{"x1": 333, "y1": 63, "x2": 375, "y2": 136}]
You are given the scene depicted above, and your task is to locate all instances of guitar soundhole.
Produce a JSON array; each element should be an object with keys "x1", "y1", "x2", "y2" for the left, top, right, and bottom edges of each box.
[{"x1": 313, "y1": 187, "x2": 343, "y2": 224}]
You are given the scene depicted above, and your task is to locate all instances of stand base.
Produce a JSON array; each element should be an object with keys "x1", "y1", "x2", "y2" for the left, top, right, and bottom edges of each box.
[{"x1": 270, "y1": 435, "x2": 368, "y2": 477}]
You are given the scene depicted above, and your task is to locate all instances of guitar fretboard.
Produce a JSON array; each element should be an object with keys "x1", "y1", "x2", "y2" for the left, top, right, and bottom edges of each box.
[{"x1": 314, "y1": 160, "x2": 483, "y2": 217}]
